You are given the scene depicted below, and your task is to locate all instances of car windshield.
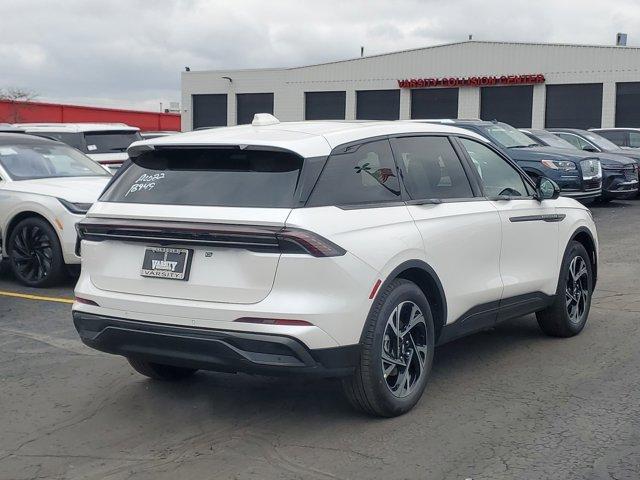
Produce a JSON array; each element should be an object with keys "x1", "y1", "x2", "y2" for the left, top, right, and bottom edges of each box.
[
  {"x1": 83, "y1": 131, "x2": 142, "y2": 153},
  {"x1": 482, "y1": 123, "x2": 538, "y2": 148},
  {"x1": 581, "y1": 132, "x2": 620, "y2": 151},
  {"x1": 0, "y1": 143, "x2": 109, "y2": 180},
  {"x1": 533, "y1": 131, "x2": 576, "y2": 149}
]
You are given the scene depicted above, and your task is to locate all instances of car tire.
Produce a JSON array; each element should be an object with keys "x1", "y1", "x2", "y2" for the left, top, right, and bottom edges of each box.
[
  {"x1": 127, "y1": 357, "x2": 198, "y2": 381},
  {"x1": 342, "y1": 279, "x2": 435, "y2": 417},
  {"x1": 536, "y1": 241, "x2": 593, "y2": 338},
  {"x1": 8, "y1": 217, "x2": 66, "y2": 288}
]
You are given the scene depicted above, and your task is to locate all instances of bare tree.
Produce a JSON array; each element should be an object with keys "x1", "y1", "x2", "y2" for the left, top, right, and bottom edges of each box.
[{"x1": 0, "y1": 87, "x2": 39, "y2": 123}]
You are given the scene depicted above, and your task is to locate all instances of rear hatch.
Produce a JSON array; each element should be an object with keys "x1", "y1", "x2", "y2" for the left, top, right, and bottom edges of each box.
[
  {"x1": 84, "y1": 130, "x2": 141, "y2": 169},
  {"x1": 81, "y1": 146, "x2": 306, "y2": 304}
]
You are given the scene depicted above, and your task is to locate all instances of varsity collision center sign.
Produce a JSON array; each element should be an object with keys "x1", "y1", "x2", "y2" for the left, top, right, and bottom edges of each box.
[{"x1": 397, "y1": 74, "x2": 545, "y2": 88}]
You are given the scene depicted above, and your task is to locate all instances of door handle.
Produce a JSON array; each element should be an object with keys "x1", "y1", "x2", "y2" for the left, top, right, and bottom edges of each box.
[{"x1": 509, "y1": 214, "x2": 566, "y2": 223}]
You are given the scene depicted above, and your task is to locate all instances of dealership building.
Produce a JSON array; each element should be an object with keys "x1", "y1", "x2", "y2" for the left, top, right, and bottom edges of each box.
[{"x1": 181, "y1": 40, "x2": 640, "y2": 131}]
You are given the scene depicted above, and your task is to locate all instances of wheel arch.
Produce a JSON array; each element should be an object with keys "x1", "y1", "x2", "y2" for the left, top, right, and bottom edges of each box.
[
  {"x1": 373, "y1": 260, "x2": 448, "y2": 343},
  {"x1": 4, "y1": 211, "x2": 57, "y2": 255},
  {"x1": 569, "y1": 226, "x2": 598, "y2": 287}
]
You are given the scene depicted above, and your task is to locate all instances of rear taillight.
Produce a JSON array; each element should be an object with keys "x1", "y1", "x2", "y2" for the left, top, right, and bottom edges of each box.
[
  {"x1": 76, "y1": 218, "x2": 346, "y2": 258},
  {"x1": 276, "y1": 228, "x2": 346, "y2": 257}
]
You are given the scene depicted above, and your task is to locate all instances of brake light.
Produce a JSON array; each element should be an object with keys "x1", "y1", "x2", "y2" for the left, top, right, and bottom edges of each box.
[
  {"x1": 234, "y1": 317, "x2": 313, "y2": 326},
  {"x1": 76, "y1": 218, "x2": 346, "y2": 258},
  {"x1": 276, "y1": 228, "x2": 346, "y2": 257}
]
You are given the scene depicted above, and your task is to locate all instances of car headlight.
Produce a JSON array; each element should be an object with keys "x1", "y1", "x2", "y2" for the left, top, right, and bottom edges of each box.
[
  {"x1": 541, "y1": 159, "x2": 578, "y2": 171},
  {"x1": 57, "y1": 198, "x2": 93, "y2": 214}
]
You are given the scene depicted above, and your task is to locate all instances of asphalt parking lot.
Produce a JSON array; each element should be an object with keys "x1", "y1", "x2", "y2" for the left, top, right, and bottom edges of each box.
[{"x1": 0, "y1": 200, "x2": 639, "y2": 480}]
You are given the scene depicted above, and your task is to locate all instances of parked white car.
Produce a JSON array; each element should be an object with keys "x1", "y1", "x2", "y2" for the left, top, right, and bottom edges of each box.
[
  {"x1": 73, "y1": 115, "x2": 598, "y2": 416},
  {"x1": 15, "y1": 123, "x2": 142, "y2": 172},
  {"x1": 0, "y1": 133, "x2": 111, "y2": 286}
]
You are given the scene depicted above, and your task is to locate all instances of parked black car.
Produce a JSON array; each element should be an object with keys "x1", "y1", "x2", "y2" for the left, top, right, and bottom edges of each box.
[
  {"x1": 422, "y1": 120, "x2": 602, "y2": 201},
  {"x1": 590, "y1": 128, "x2": 640, "y2": 149},
  {"x1": 522, "y1": 129, "x2": 638, "y2": 201}
]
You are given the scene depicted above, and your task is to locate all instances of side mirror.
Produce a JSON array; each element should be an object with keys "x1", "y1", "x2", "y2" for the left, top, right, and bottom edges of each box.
[
  {"x1": 583, "y1": 146, "x2": 598, "y2": 153},
  {"x1": 536, "y1": 176, "x2": 560, "y2": 200}
]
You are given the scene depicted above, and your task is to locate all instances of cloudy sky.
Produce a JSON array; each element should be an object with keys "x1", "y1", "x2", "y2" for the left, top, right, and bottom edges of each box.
[{"x1": 2, "y1": 0, "x2": 638, "y2": 111}]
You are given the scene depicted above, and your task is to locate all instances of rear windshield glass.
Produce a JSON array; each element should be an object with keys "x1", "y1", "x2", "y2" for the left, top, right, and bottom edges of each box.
[
  {"x1": 0, "y1": 143, "x2": 109, "y2": 180},
  {"x1": 100, "y1": 148, "x2": 303, "y2": 207},
  {"x1": 32, "y1": 132, "x2": 86, "y2": 150},
  {"x1": 83, "y1": 131, "x2": 142, "y2": 153}
]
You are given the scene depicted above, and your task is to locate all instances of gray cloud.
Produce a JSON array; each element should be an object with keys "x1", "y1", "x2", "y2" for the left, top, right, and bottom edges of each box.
[{"x1": 1, "y1": 0, "x2": 638, "y2": 110}]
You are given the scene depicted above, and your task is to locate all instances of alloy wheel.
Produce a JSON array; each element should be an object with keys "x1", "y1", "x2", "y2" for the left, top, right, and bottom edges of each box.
[
  {"x1": 381, "y1": 301, "x2": 428, "y2": 398},
  {"x1": 11, "y1": 225, "x2": 53, "y2": 283},
  {"x1": 565, "y1": 255, "x2": 589, "y2": 324}
]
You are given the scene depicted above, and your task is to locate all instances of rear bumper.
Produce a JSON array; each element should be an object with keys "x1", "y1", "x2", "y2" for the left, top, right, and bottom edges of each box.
[{"x1": 73, "y1": 311, "x2": 360, "y2": 377}]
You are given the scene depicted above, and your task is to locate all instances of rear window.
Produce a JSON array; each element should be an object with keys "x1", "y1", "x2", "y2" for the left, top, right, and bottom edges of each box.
[
  {"x1": 32, "y1": 132, "x2": 86, "y2": 150},
  {"x1": 100, "y1": 148, "x2": 304, "y2": 207},
  {"x1": 83, "y1": 131, "x2": 142, "y2": 153}
]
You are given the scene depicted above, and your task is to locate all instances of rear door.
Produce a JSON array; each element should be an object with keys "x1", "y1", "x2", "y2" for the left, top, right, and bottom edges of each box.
[
  {"x1": 457, "y1": 137, "x2": 560, "y2": 300},
  {"x1": 82, "y1": 146, "x2": 305, "y2": 304},
  {"x1": 390, "y1": 135, "x2": 503, "y2": 326}
]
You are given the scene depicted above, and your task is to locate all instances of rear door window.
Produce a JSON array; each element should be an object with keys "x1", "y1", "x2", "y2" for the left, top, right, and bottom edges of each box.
[
  {"x1": 392, "y1": 136, "x2": 473, "y2": 200},
  {"x1": 84, "y1": 131, "x2": 142, "y2": 153},
  {"x1": 100, "y1": 148, "x2": 304, "y2": 207},
  {"x1": 628, "y1": 132, "x2": 640, "y2": 148},
  {"x1": 306, "y1": 139, "x2": 401, "y2": 206}
]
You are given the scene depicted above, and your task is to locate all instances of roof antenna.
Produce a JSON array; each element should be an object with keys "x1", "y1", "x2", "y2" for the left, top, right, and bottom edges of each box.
[{"x1": 360, "y1": 46, "x2": 364, "y2": 57}]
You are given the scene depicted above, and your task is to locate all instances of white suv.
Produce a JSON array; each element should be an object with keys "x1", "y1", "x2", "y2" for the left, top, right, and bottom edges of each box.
[
  {"x1": 73, "y1": 116, "x2": 598, "y2": 417},
  {"x1": 16, "y1": 123, "x2": 142, "y2": 172}
]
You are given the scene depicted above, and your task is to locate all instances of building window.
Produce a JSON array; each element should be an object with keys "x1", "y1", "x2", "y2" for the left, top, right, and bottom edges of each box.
[
  {"x1": 616, "y1": 82, "x2": 640, "y2": 127},
  {"x1": 410, "y1": 88, "x2": 458, "y2": 119},
  {"x1": 236, "y1": 93, "x2": 274, "y2": 125},
  {"x1": 480, "y1": 85, "x2": 533, "y2": 127},
  {"x1": 305, "y1": 91, "x2": 346, "y2": 120},
  {"x1": 545, "y1": 84, "x2": 603, "y2": 129},
  {"x1": 192, "y1": 94, "x2": 227, "y2": 129},
  {"x1": 356, "y1": 90, "x2": 400, "y2": 120}
]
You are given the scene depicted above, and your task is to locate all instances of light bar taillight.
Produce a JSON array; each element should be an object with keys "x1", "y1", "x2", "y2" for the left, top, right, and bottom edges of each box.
[
  {"x1": 234, "y1": 317, "x2": 313, "y2": 326},
  {"x1": 276, "y1": 228, "x2": 346, "y2": 257},
  {"x1": 76, "y1": 218, "x2": 346, "y2": 258}
]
